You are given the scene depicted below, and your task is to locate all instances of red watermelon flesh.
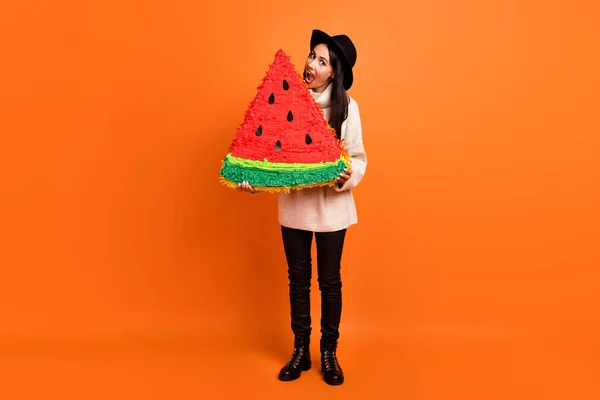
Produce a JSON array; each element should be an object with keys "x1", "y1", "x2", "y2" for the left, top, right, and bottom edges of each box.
[{"x1": 228, "y1": 49, "x2": 343, "y2": 164}]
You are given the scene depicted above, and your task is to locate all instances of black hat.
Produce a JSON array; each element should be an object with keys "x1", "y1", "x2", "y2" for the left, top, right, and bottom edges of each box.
[{"x1": 310, "y1": 29, "x2": 357, "y2": 90}]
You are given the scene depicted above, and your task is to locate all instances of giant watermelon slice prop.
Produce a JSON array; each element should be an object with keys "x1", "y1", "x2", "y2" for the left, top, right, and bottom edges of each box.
[{"x1": 219, "y1": 49, "x2": 349, "y2": 193}]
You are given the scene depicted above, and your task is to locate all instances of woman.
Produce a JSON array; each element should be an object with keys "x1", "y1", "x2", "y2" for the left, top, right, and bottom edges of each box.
[{"x1": 238, "y1": 29, "x2": 367, "y2": 386}]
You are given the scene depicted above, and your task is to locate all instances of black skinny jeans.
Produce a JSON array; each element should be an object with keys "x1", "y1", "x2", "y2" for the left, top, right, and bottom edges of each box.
[{"x1": 281, "y1": 225, "x2": 346, "y2": 349}]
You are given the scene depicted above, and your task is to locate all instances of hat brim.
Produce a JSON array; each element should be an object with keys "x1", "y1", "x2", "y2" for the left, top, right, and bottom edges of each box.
[{"x1": 310, "y1": 29, "x2": 353, "y2": 90}]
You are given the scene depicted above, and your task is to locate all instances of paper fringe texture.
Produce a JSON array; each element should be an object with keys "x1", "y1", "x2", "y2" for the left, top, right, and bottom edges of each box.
[{"x1": 218, "y1": 49, "x2": 350, "y2": 193}]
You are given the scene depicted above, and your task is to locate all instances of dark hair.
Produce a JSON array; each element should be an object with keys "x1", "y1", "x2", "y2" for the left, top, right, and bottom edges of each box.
[
  {"x1": 305, "y1": 44, "x2": 349, "y2": 139},
  {"x1": 326, "y1": 45, "x2": 350, "y2": 140}
]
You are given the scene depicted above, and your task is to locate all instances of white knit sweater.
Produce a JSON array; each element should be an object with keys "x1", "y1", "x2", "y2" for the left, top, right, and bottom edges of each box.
[{"x1": 277, "y1": 83, "x2": 367, "y2": 232}]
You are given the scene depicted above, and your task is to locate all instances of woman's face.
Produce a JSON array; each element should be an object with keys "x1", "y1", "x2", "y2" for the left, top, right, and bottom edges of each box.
[{"x1": 304, "y1": 43, "x2": 334, "y2": 93}]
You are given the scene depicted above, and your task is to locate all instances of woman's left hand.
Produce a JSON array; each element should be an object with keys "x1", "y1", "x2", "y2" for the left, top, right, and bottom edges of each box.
[{"x1": 336, "y1": 168, "x2": 353, "y2": 185}]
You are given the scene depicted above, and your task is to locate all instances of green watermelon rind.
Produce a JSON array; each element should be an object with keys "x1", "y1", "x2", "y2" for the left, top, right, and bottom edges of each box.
[{"x1": 219, "y1": 154, "x2": 347, "y2": 189}]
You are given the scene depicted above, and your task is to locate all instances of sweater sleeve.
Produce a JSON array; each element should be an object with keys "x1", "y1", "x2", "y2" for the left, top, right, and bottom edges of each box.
[{"x1": 335, "y1": 98, "x2": 367, "y2": 192}]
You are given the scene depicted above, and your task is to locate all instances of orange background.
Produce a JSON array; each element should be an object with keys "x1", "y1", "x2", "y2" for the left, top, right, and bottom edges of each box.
[{"x1": 1, "y1": 0, "x2": 599, "y2": 399}]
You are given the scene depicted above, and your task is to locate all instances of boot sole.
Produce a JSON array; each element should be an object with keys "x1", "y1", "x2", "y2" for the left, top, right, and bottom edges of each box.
[
  {"x1": 277, "y1": 362, "x2": 312, "y2": 381},
  {"x1": 324, "y1": 377, "x2": 344, "y2": 386}
]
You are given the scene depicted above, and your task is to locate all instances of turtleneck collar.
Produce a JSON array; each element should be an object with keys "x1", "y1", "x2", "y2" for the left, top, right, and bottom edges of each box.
[{"x1": 309, "y1": 82, "x2": 332, "y2": 109}]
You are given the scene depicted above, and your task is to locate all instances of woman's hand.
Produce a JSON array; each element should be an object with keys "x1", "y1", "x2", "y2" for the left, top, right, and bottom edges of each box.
[
  {"x1": 336, "y1": 168, "x2": 353, "y2": 185},
  {"x1": 237, "y1": 181, "x2": 256, "y2": 194}
]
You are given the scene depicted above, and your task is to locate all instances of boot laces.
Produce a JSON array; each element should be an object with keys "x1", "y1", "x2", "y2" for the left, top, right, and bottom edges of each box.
[
  {"x1": 323, "y1": 350, "x2": 340, "y2": 372},
  {"x1": 285, "y1": 347, "x2": 305, "y2": 368}
]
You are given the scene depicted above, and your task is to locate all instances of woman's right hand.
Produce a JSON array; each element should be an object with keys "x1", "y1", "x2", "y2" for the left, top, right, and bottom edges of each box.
[{"x1": 236, "y1": 181, "x2": 257, "y2": 194}]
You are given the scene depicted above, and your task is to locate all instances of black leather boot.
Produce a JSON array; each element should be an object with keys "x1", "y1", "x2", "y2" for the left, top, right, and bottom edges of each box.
[
  {"x1": 278, "y1": 342, "x2": 311, "y2": 381},
  {"x1": 321, "y1": 345, "x2": 344, "y2": 385}
]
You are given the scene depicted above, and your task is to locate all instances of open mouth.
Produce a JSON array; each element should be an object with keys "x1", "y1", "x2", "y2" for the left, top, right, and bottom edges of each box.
[{"x1": 305, "y1": 70, "x2": 315, "y2": 84}]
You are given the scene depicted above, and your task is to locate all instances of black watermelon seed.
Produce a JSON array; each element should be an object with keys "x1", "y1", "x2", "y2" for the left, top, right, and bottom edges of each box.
[
  {"x1": 305, "y1": 133, "x2": 312, "y2": 144},
  {"x1": 255, "y1": 125, "x2": 262, "y2": 136},
  {"x1": 275, "y1": 140, "x2": 282, "y2": 151},
  {"x1": 283, "y1": 80, "x2": 289, "y2": 90},
  {"x1": 287, "y1": 111, "x2": 293, "y2": 121},
  {"x1": 268, "y1": 93, "x2": 275, "y2": 104}
]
